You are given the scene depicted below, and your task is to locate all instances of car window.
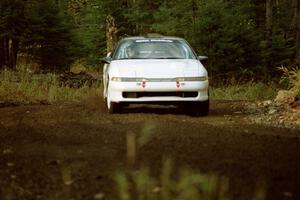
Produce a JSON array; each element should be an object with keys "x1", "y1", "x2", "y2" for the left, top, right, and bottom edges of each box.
[{"x1": 113, "y1": 39, "x2": 196, "y2": 60}]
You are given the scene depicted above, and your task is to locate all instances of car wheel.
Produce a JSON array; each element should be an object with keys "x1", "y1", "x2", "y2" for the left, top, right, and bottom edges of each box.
[
  {"x1": 106, "y1": 92, "x2": 121, "y2": 114},
  {"x1": 186, "y1": 100, "x2": 209, "y2": 116},
  {"x1": 198, "y1": 100, "x2": 209, "y2": 116},
  {"x1": 103, "y1": 81, "x2": 108, "y2": 103},
  {"x1": 103, "y1": 85, "x2": 108, "y2": 104}
]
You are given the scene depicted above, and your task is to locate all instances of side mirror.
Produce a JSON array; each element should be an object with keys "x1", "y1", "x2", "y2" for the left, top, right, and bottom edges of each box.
[
  {"x1": 198, "y1": 56, "x2": 208, "y2": 61},
  {"x1": 100, "y1": 57, "x2": 112, "y2": 64}
]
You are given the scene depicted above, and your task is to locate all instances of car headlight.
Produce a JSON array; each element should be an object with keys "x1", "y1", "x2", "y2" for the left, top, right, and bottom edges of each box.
[
  {"x1": 110, "y1": 77, "x2": 123, "y2": 82},
  {"x1": 177, "y1": 76, "x2": 208, "y2": 81}
]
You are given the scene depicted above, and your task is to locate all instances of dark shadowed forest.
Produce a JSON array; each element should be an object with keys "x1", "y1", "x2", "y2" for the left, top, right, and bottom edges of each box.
[{"x1": 0, "y1": 0, "x2": 300, "y2": 82}]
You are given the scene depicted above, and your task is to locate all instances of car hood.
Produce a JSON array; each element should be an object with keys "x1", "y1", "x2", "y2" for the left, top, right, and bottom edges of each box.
[{"x1": 110, "y1": 59, "x2": 206, "y2": 78}]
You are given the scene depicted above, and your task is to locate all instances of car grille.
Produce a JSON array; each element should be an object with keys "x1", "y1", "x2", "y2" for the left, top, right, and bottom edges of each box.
[
  {"x1": 144, "y1": 78, "x2": 176, "y2": 82},
  {"x1": 122, "y1": 92, "x2": 198, "y2": 98}
]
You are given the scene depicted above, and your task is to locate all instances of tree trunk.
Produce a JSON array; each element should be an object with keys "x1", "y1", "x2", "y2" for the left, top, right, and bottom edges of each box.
[
  {"x1": 0, "y1": 36, "x2": 9, "y2": 69},
  {"x1": 9, "y1": 39, "x2": 19, "y2": 70},
  {"x1": 296, "y1": 1, "x2": 300, "y2": 63},
  {"x1": 192, "y1": 0, "x2": 197, "y2": 34},
  {"x1": 293, "y1": 0, "x2": 298, "y2": 23},
  {"x1": 0, "y1": 37, "x2": 5, "y2": 69},
  {"x1": 275, "y1": 0, "x2": 280, "y2": 25},
  {"x1": 265, "y1": 0, "x2": 273, "y2": 69},
  {"x1": 4, "y1": 37, "x2": 9, "y2": 68},
  {"x1": 106, "y1": 15, "x2": 118, "y2": 54},
  {"x1": 0, "y1": 36, "x2": 19, "y2": 70},
  {"x1": 266, "y1": 0, "x2": 273, "y2": 38},
  {"x1": 293, "y1": 0, "x2": 300, "y2": 64}
]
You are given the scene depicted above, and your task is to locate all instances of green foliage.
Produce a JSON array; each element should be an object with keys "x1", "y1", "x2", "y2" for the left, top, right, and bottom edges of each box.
[
  {"x1": 1, "y1": 0, "x2": 298, "y2": 80},
  {"x1": 121, "y1": 0, "x2": 296, "y2": 81},
  {"x1": 194, "y1": 0, "x2": 262, "y2": 75},
  {"x1": 0, "y1": 0, "x2": 26, "y2": 39},
  {"x1": 149, "y1": 0, "x2": 295, "y2": 81},
  {"x1": 270, "y1": 33, "x2": 294, "y2": 66},
  {"x1": 23, "y1": 0, "x2": 75, "y2": 69},
  {"x1": 73, "y1": 2, "x2": 106, "y2": 65},
  {"x1": 0, "y1": 0, "x2": 77, "y2": 70},
  {"x1": 150, "y1": 0, "x2": 200, "y2": 47},
  {"x1": 123, "y1": 0, "x2": 157, "y2": 35}
]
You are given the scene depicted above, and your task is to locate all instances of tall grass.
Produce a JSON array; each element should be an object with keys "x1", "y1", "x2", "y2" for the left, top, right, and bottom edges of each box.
[
  {"x1": 210, "y1": 82, "x2": 277, "y2": 101},
  {"x1": 278, "y1": 66, "x2": 300, "y2": 98},
  {"x1": 0, "y1": 69, "x2": 99, "y2": 105}
]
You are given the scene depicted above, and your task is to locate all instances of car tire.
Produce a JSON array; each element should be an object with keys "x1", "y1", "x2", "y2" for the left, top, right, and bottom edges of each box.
[
  {"x1": 186, "y1": 100, "x2": 209, "y2": 116},
  {"x1": 107, "y1": 99, "x2": 121, "y2": 114},
  {"x1": 108, "y1": 101, "x2": 121, "y2": 114},
  {"x1": 104, "y1": 83, "x2": 108, "y2": 101},
  {"x1": 198, "y1": 100, "x2": 209, "y2": 116},
  {"x1": 106, "y1": 92, "x2": 121, "y2": 114}
]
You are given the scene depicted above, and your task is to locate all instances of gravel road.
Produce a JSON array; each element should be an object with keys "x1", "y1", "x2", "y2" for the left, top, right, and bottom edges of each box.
[{"x1": 0, "y1": 98, "x2": 299, "y2": 200}]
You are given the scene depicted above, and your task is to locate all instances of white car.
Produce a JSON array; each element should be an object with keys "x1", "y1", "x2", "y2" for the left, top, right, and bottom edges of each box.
[{"x1": 102, "y1": 36, "x2": 209, "y2": 115}]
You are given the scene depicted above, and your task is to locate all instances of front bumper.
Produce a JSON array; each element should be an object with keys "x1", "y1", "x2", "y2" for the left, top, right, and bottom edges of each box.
[{"x1": 108, "y1": 80, "x2": 209, "y2": 103}]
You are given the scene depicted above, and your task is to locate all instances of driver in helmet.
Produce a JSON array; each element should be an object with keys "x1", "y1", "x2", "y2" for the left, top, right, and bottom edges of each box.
[{"x1": 126, "y1": 45, "x2": 138, "y2": 58}]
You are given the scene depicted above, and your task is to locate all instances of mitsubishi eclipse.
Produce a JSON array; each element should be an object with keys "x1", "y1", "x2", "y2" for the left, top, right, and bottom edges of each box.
[{"x1": 101, "y1": 36, "x2": 209, "y2": 116}]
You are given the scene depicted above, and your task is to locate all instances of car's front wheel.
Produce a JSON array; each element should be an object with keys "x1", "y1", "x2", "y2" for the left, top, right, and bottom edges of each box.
[
  {"x1": 185, "y1": 100, "x2": 209, "y2": 116},
  {"x1": 198, "y1": 100, "x2": 209, "y2": 116},
  {"x1": 106, "y1": 92, "x2": 121, "y2": 114}
]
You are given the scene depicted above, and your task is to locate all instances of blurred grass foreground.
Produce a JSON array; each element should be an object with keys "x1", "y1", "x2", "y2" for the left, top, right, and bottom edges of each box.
[{"x1": 115, "y1": 160, "x2": 266, "y2": 200}]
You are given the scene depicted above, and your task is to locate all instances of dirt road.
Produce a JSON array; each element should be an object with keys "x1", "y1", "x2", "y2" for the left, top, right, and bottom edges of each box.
[{"x1": 0, "y1": 99, "x2": 299, "y2": 200}]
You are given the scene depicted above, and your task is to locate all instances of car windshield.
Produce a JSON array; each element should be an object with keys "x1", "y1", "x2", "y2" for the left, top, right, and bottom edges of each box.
[{"x1": 113, "y1": 39, "x2": 197, "y2": 60}]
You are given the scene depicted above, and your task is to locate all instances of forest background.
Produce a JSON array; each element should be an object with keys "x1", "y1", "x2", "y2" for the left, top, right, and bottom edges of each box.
[{"x1": 1, "y1": 0, "x2": 300, "y2": 83}]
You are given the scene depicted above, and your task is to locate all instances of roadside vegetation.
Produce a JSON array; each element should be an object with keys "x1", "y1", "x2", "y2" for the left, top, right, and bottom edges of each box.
[
  {"x1": 0, "y1": 68, "x2": 279, "y2": 106},
  {"x1": 0, "y1": 69, "x2": 100, "y2": 106},
  {"x1": 245, "y1": 66, "x2": 300, "y2": 129},
  {"x1": 0, "y1": 67, "x2": 296, "y2": 105},
  {"x1": 278, "y1": 66, "x2": 300, "y2": 100},
  {"x1": 210, "y1": 82, "x2": 277, "y2": 101},
  {"x1": 210, "y1": 66, "x2": 300, "y2": 103}
]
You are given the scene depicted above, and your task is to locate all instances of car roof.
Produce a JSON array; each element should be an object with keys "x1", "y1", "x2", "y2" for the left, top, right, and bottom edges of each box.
[{"x1": 120, "y1": 35, "x2": 185, "y2": 41}]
